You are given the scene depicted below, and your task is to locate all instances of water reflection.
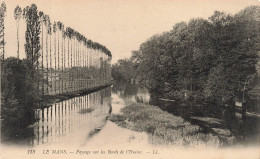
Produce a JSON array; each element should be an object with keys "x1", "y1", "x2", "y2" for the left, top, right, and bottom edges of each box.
[
  {"x1": 2, "y1": 82, "x2": 259, "y2": 148},
  {"x1": 1, "y1": 87, "x2": 111, "y2": 147},
  {"x1": 149, "y1": 93, "x2": 260, "y2": 146},
  {"x1": 112, "y1": 82, "x2": 259, "y2": 146},
  {"x1": 112, "y1": 82, "x2": 150, "y2": 103}
]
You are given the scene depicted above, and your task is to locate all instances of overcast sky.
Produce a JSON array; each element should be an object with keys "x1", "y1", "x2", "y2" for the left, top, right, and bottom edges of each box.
[{"x1": 4, "y1": 0, "x2": 260, "y2": 63}]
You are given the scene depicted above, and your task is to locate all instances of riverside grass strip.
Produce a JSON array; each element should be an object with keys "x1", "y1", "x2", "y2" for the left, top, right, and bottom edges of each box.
[{"x1": 109, "y1": 101, "x2": 236, "y2": 147}]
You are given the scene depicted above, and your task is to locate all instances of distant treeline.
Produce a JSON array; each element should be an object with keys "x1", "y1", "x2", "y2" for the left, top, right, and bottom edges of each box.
[{"x1": 112, "y1": 6, "x2": 260, "y2": 106}]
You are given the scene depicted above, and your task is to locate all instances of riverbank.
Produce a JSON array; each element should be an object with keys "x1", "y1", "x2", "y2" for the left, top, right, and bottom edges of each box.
[
  {"x1": 38, "y1": 83, "x2": 112, "y2": 109},
  {"x1": 109, "y1": 102, "x2": 236, "y2": 147}
]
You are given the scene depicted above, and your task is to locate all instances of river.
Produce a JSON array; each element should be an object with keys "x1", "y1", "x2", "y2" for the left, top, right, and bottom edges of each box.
[
  {"x1": 0, "y1": 82, "x2": 154, "y2": 158},
  {"x1": 0, "y1": 82, "x2": 259, "y2": 159}
]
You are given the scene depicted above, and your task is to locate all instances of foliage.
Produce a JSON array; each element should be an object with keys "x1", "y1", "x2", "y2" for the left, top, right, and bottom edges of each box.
[
  {"x1": 1, "y1": 58, "x2": 36, "y2": 131},
  {"x1": 23, "y1": 4, "x2": 41, "y2": 68},
  {"x1": 112, "y1": 59, "x2": 135, "y2": 81},
  {"x1": 128, "y1": 6, "x2": 260, "y2": 106},
  {"x1": 0, "y1": 1, "x2": 6, "y2": 59}
]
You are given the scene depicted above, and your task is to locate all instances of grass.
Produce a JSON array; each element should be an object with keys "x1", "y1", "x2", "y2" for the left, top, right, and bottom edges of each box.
[{"x1": 109, "y1": 102, "x2": 222, "y2": 147}]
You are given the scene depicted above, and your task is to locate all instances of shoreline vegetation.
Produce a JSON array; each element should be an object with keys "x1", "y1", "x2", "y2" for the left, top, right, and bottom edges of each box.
[
  {"x1": 112, "y1": 5, "x2": 260, "y2": 114},
  {"x1": 110, "y1": 5, "x2": 260, "y2": 147},
  {"x1": 109, "y1": 101, "x2": 235, "y2": 147}
]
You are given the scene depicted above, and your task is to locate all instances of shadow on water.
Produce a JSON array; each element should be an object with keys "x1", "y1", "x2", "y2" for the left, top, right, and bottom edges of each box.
[
  {"x1": 1, "y1": 111, "x2": 35, "y2": 145},
  {"x1": 113, "y1": 82, "x2": 259, "y2": 146},
  {"x1": 1, "y1": 86, "x2": 112, "y2": 147},
  {"x1": 149, "y1": 92, "x2": 260, "y2": 146},
  {"x1": 2, "y1": 81, "x2": 259, "y2": 147}
]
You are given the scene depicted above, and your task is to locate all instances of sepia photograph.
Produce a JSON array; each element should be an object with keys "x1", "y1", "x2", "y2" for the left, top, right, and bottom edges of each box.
[{"x1": 0, "y1": 0, "x2": 259, "y2": 158}]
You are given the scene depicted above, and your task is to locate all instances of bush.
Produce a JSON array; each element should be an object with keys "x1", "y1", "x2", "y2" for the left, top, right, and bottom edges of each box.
[{"x1": 1, "y1": 57, "x2": 36, "y2": 141}]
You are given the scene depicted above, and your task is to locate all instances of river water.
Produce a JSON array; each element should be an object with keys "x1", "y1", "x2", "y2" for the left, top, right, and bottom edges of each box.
[
  {"x1": 0, "y1": 82, "x2": 154, "y2": 158},
  {"x1": 0, "y1": 82, "x2": 259, "y2": 159},
  {"x1": 1, "y1": 82, "x2": 150, "y2": 146}
]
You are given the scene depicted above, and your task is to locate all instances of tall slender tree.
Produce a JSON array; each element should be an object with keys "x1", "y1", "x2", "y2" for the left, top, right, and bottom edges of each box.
[
  {"x1": 48, "y1": 23, "x2": 52, "y2": 94},
  {"x1": 57, "y1": 21, "x2": 62, "y2": 94},
  {"x1": 23, "y1": 4, "x2": 41, "y2": 105},
  {"x1": 71, "y1": 29, "x2": 75, "y2": 91},
  {"x1": 39, "y1": 11, "x2": 44, "y2": 95},
  {"x1": 75, "y1": 32, "x2": 78, "y2": 90},
  {"x1": 72, "y1": 30, "x2": 76, "y2": 91},
  {"x1": 83, "y1": 37, "x2": 87, "y2": 88},
  {"x1": 44, "y1": 14, "x2": 50, "y2": 94},
  {"x1": 57, "y1": 21, "x2": 64, "y2": 93},
  {"x1": 14, "y1": 5, "x2": 22, "y2": 59},
  {"x1": 53, "y1": 22, "x2": 57, "y2": 94},
  {"x1": 74, "y1": 32, "x2": 77, "y2": 90},
  {"x1": 62, "y1": 29, "x2": 66, "y2": 92},
  {"x1": 66, "y1": 27, "x2": 73, "y2": 92},
  {"x1": 0, "y1": 1, "x2": 6, "y2": 60},
  {"x1": 0, "y1": 1, "x2": 6, "y2": 129},
  {"x1": 67, "y1": 31, "x2": 70, "y2": 92}
]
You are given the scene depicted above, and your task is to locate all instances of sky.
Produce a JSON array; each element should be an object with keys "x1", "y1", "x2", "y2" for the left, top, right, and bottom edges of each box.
[{"x1": 4, "y1": 0, "x2": 260, "y2": 64}]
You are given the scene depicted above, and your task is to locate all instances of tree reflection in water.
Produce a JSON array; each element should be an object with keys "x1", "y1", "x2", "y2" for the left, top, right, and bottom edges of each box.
[{"x1": 1, "y1": 87, "x2": 111, "y2": 146}]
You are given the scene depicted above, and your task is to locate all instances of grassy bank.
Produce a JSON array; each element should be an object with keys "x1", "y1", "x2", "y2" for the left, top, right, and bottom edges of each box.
[{"x1": 109, "y1": 102, "x2": 234, "y2": 147}]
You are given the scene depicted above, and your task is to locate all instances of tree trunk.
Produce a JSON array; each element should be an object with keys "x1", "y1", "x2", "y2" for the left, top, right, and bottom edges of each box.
[
  {"x1": 41, "y1": 23, "x2": 44, "y2": 96},
  {"x1": 49, "y1": 33, "x2": 52, "y2": 95},
  {"x1": 16, "y1": 21, "x2": 19, "y2": 59},
  {"x1": 68, "y1": 38, "x2": 70, "y2": 92},
  {"x1": 61, "y1": 35, "x2": 63, "y2": 93},
  {"x1": 46, "y1": 29, "x2": 49, "y2": 94},
  {"x1": 54, "y1": 31, "x2": 57, "y2": 94},
  {"x1": 58, "y1": 31, "x2": 60, "y2": 94}
]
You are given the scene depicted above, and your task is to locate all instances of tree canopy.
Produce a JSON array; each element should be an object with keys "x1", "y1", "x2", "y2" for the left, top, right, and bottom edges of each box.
[{"x1": 112, "y1": 6, "x2": 260, "y2": 106}]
